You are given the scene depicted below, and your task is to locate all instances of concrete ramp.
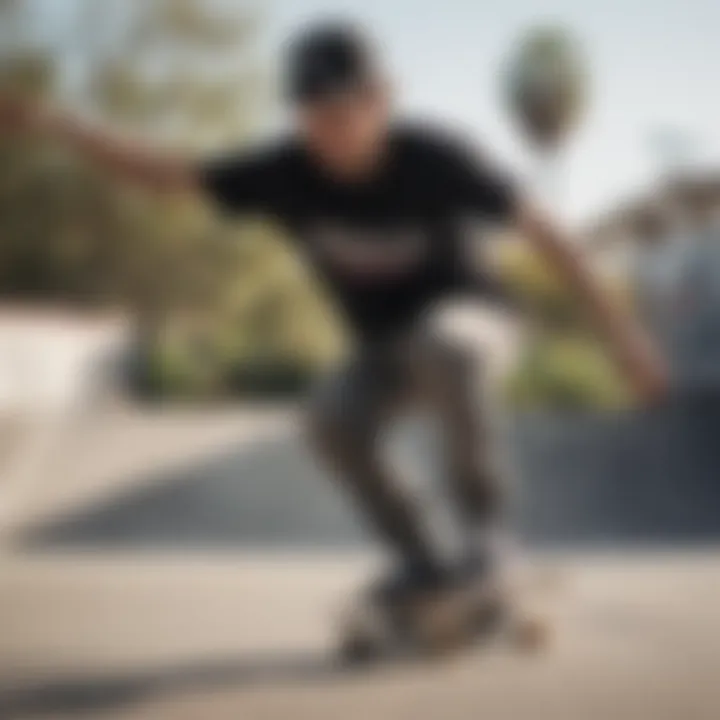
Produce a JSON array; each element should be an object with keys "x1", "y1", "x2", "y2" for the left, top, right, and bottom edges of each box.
[{"x1": 19, "y1": 398, "x2": 720, "y2": 550}]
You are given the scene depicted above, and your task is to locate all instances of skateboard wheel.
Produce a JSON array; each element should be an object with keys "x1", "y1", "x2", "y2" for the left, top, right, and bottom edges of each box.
[
  {"x1": 340, "y1": 634, "x2": 381, "y2": 665},
  {"x1": 512, "y1": 614, "x2": 550, "y2": 652},
  {"x1": 338, "y1": 602, "x2": 388, "y2": 665}
]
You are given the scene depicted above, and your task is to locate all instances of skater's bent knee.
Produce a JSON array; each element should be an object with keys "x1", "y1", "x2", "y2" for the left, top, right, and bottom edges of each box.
[{"x1": 305, "y1": 401, "x2": 371, "y2": 466}]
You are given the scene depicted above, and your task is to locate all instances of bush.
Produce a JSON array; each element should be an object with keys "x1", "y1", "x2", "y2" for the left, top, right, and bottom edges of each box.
[
  {"x1": 496, "y1": 238, "x2": 632, "y2": 330},
  {"x1": 506, "y1": 334, "x2": 630, "y2": 411}
]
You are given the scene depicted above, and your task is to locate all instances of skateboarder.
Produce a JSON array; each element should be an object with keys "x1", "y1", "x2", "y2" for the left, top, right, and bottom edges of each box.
[{"x1": 0, "y1": 23, "x2": 667, "y2": 611}]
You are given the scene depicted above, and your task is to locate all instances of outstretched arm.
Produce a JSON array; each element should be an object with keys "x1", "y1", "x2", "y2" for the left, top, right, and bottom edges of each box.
[
  {"x1": 443, "y1": 134, "x2": 669, "y2": 405},
  {"x1": 0, "y1": 92, "x2": 291, "y2": 216},
  {"x1": 0, "y1": 93, "x2": 197, "y2": 193},
  {"x1": 518, "y1": 201, "x2": 669, "y2": 404}
]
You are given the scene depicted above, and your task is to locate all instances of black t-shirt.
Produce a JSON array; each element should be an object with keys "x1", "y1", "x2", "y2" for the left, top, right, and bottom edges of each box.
[{"x1": 200, "y1": 123, "x2": 518, "y2": 341}]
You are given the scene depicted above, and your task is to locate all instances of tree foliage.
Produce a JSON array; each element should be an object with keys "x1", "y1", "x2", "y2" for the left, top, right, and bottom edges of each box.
[
  {"x1": 496, "y1": 238, "x2": 634, "y2": 410},
  {"x1": 504, "y1": 25, "x2": 589, "y2": 149},
  {"x1": 0, "y1": 0, "x2": 342, "y2": 398}
]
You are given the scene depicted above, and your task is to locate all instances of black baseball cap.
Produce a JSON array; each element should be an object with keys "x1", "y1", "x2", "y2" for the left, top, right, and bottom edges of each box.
[{"x1": 285, "y1": 22, "x2": 381, "y2": 104}]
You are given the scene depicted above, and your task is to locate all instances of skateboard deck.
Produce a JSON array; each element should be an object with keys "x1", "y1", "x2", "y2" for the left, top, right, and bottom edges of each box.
[{"x1": 338, "y1": 565, "x2": 556, "y2": 664}]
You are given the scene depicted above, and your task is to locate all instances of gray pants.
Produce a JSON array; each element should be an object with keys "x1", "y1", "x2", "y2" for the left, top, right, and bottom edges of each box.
[{"x1": 307, "y1": 303, "x2": 520, "y2": 572}]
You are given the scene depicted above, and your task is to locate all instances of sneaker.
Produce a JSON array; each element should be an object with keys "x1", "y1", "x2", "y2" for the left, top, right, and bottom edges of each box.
[{"x1": 371, "y1": 558, "x2": 452, "y2": 607}]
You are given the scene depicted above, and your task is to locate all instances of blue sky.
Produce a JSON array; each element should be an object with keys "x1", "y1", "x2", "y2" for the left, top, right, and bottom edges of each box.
[{"x1": 34, "y1": 0, "x2": 720, "y2": 224}]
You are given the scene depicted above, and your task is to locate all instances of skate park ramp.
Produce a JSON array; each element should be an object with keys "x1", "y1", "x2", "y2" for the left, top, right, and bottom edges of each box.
[
  {"x1": 3, "y1": 401, "x2": 720, "y2": 720},
  {"x1": 20, "y1": 397, "x2": 720, "y2": 550}
]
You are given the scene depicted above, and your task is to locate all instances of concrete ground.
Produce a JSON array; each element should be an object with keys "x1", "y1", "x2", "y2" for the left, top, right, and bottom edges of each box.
[
  {"x1": 1, "y1": 408, "x2": 719, "y2": 719},
  {"x1": 1, "y1": 551, "x2": 719, "y2": 720}
]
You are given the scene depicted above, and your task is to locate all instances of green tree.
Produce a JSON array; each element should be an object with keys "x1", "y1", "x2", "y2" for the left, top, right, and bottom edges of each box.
[
  {"x1": 0, "y1": 0, "x2": 342, "y2": 398},
  {"x1": 495, "y1": 237, "x2": 634, "y2": 410}
]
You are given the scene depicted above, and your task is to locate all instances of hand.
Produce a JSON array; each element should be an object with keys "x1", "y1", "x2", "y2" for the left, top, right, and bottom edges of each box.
[{"x1": 627, "y1": 349, "x2": 671, "y2": 407}]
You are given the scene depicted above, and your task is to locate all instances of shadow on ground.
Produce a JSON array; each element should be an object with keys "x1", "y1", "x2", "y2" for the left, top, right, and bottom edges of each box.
[
  {"x1": 22, "y1": 398, "x2": 720, "y2": 550},
  {"x1": 23, "y1": 433, "x2": 368, "y2": 550},
  {"x1": 0, "y1": 652, "x2": 352, "y2": 719}
]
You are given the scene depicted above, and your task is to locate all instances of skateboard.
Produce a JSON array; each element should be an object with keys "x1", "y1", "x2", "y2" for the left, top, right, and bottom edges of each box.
[{"x1": 338, "y1": 569, "x2": 552, "y2": 664}]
